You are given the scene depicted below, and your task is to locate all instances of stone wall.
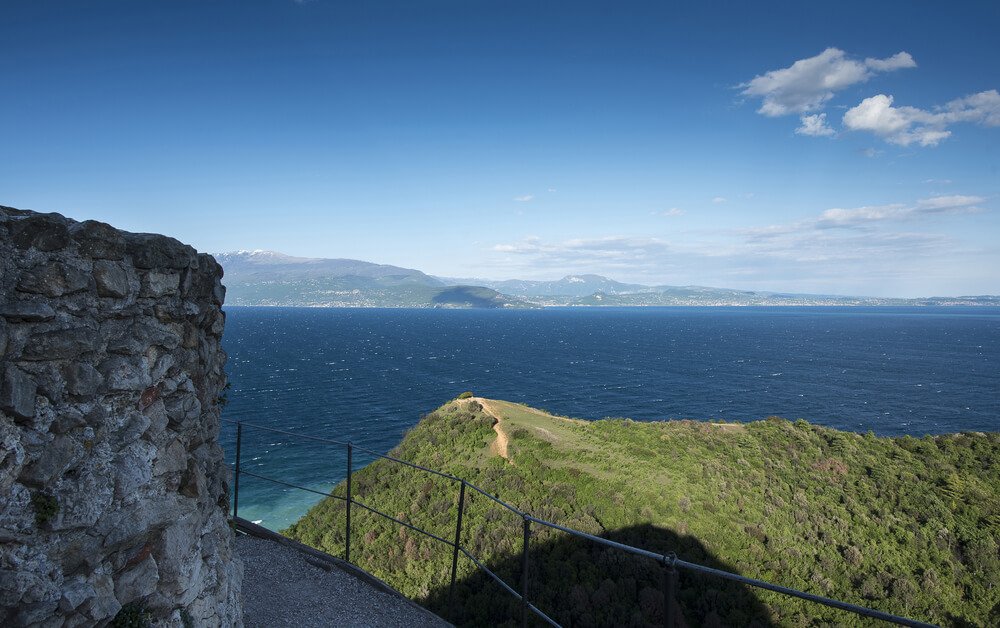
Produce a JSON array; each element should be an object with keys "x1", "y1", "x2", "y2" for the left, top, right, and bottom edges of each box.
[{"x1": 0, "y1": 206, "x2": 242, "y2": 626}]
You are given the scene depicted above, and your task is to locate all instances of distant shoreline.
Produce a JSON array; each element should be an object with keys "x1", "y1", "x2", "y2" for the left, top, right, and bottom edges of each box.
[{"x1": 220, "y1": 302, "x2": 1000, "y2": 309}]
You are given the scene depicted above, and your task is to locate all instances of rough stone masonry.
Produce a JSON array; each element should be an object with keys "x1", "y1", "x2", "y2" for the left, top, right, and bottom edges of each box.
[{"x1": 0, "y1": 206, "x2": 242, "y2": 626}]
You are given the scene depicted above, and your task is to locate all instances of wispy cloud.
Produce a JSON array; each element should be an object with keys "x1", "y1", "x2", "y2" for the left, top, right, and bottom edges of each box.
[
  {"x1": 491, "y1": 236, "x2": 675, "y2": 273},
  {"x1": 842, "y1": 90, "x2": 1000, "y2": 146},
  {"x1": 513, "y1": 194, "x2": 534, "y2": 202},
  {"x1": 915, "y1": 195, "x2": 984, "y2": 213},
  {"x1": 488, "y1": 193, "x2": 988, "y2": 292},
  {"x1": 815, "y1": 204, "x2": 908, "y2": 228},
  {"x1": 660, "y1": 207, "x2": 685, "y2": 217},
  {"x1": 740, "y1": 48, "x2": 915, "y2": 117},
  {"x1": 815, "y1": 195, "x2": 982, "y2": 228},
  {"x1": 490, "y1": 228, "x2": 956, "y2": 289},
  {"x1": 712, "y1": 196, "x2": 727, "y2": 204}
]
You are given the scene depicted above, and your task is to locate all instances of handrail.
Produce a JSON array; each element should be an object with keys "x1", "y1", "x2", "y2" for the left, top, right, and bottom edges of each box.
[{"x1": 221, "y1": 417, "x2": 938, "y2": 627}]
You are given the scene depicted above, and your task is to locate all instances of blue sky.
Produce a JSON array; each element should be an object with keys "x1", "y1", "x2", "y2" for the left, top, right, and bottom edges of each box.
[{"x1": 2, "y1": 1, "x2": 998, "y2": 297}]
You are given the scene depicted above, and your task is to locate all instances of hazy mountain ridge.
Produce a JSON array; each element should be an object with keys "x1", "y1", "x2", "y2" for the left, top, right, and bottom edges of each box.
[
  {"x1": 216, "y1": 250, "x2": 527, "y2": 308},
  {"x1": 216, "y1": 250, "x2": 444, "y2": 285},
  {"x1": 216, "y1": 250, "x2": 1000, "y2": 307}
]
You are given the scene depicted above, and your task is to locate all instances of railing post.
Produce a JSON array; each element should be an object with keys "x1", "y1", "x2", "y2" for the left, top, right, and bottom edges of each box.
[
  {"x1": 345, "y1": 442, "x2": 353, "y2": 563},
  {"x1": 232, "y1": 421, "x2": 242, "y2": 532},
  {"x1": 449, "y1": 480, "x2": 467, "y2": 610},
  {"x1": 663, "y1": 554, "x2": 679, "y2": 627},
  {"x1": 521, "y1": 516, "x2": 530, "y2": 627}
]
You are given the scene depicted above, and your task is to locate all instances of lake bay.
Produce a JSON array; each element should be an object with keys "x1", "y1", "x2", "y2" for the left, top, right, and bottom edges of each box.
[{"x1": 220, "y1": 306, "x2": 1000, "y2": 529}]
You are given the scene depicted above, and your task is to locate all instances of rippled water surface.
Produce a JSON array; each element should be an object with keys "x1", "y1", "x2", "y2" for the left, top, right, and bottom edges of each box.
[{"x1": 218, "y1": 306, "x2": 1000, "y2": 529}]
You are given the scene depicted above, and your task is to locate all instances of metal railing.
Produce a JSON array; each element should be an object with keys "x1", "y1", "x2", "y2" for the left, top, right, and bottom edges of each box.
[{"x1": 223, "y1": 418, "x2": 937, "y2": 627}]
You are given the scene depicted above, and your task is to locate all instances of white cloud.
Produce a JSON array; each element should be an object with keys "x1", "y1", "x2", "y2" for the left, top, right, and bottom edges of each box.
[
  {"x1": 861, "y1": 147, "x2": 883, "y2": 158},
  {"x1": 795, "y1": 113, "x2": 835, "y2": 137},
  {"x1": 712, "y1": 196, "x2": 727, "y2": 204},
  {"x1": 744, "y1": 49, "x2": 999, "y2": 146},
  {"x1": 842, "y1": 94, "x2": 946, "y2": 146},
  {"x1": 843, "y1": 90, "x2": 1000, "y2": 146},
  {"x1": 547, "y1": 188, "x2": 557, "y2": 193},
  {"x1": 513, "y1": 194, "x2": 534, "y2": 202},
  {"x1": 740, "y1": 48, "x2": 915, "y2": 117},
  {"x1": 660, "y1": 208, "x2": 684, "y2": 216}
]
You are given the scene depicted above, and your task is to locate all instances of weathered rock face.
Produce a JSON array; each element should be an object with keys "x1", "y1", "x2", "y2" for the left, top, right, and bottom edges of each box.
[{"x1": 0, "y1": 206, "x2": 242, "y2": 626}]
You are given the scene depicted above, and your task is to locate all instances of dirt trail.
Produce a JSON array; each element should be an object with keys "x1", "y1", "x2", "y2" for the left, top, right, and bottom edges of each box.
[{"x1": 463, "y1": 397, "x2": 510, "y2": 461}]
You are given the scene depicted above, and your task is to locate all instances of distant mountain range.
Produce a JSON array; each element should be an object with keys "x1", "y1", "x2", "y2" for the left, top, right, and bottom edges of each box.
[
  {"x1": 216, "y1": 250, "x2": 1000, "y2": 308},
  {"x1": 215, "y1": 250, "x2": 523, "y2": 308}
]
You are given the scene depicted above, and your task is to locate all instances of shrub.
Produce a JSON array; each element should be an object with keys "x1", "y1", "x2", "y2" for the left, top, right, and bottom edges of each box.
[
  {"x1": 842, "y1": 545, "x2": 863, "y2": 565},
  {"x1": 216, "y1": 381, "x2": 232, "y2": 408},
  {"x1": 456, "y1": 391, "x2": 474, "y2": 399},
  {"x1": 30, "y1": 491, "x2": 59, "y2": 527},
  {"x1": 110, "y1": 603, "x2": 151, "y2": 628}
]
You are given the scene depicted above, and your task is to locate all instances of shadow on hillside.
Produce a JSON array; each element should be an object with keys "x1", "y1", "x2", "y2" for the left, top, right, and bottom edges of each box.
[{"x1": 422, "y1": 523, "x2": 775, "y2": 627}]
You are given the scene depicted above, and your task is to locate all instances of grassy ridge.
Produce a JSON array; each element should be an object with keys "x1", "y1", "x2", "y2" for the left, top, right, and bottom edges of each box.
[{"x1": 285, "y1": 398, "x2": 1000, "y2": 626}]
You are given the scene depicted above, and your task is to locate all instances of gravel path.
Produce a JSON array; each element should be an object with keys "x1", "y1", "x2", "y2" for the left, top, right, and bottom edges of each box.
[{"x1": 237, "y1": 534, "x2": 451, "y2": 628}]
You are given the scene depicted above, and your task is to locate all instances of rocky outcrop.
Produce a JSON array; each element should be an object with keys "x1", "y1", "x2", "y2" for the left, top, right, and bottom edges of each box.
[{"x1": 0, "y1": 206, "x2": 242, "y2": 626}]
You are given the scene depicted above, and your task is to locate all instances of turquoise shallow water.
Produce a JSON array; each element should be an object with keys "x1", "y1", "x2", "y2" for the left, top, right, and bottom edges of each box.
[{"x1": 218, "y1": 306, "x2": 1000, "y2": 529}]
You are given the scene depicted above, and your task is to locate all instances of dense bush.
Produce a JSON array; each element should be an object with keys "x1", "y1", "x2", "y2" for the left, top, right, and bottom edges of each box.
[
  {"x1": 286, "y1": 400, "x2": 1000, "y2": 626},
  {"x1": 30, "y1": 491, "x2": 59, "y2": 528},
  {"x1": 109, "y1": 603, "x2": 151, "y2": 628}
]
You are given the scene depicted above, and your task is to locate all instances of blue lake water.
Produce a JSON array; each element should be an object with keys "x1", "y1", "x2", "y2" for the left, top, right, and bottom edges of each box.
[{"x1": 218, "y1": 306, "x2": 1000, "y2": 530}]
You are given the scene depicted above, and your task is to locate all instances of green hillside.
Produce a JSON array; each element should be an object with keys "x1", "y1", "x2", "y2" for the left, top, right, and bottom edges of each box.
[
  {"x1": 285, "y1": 398, "x2": 1000, "y2": 626},
  {"x1": 430, "y1": 285, "x2": 518, "y2": 308}
]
